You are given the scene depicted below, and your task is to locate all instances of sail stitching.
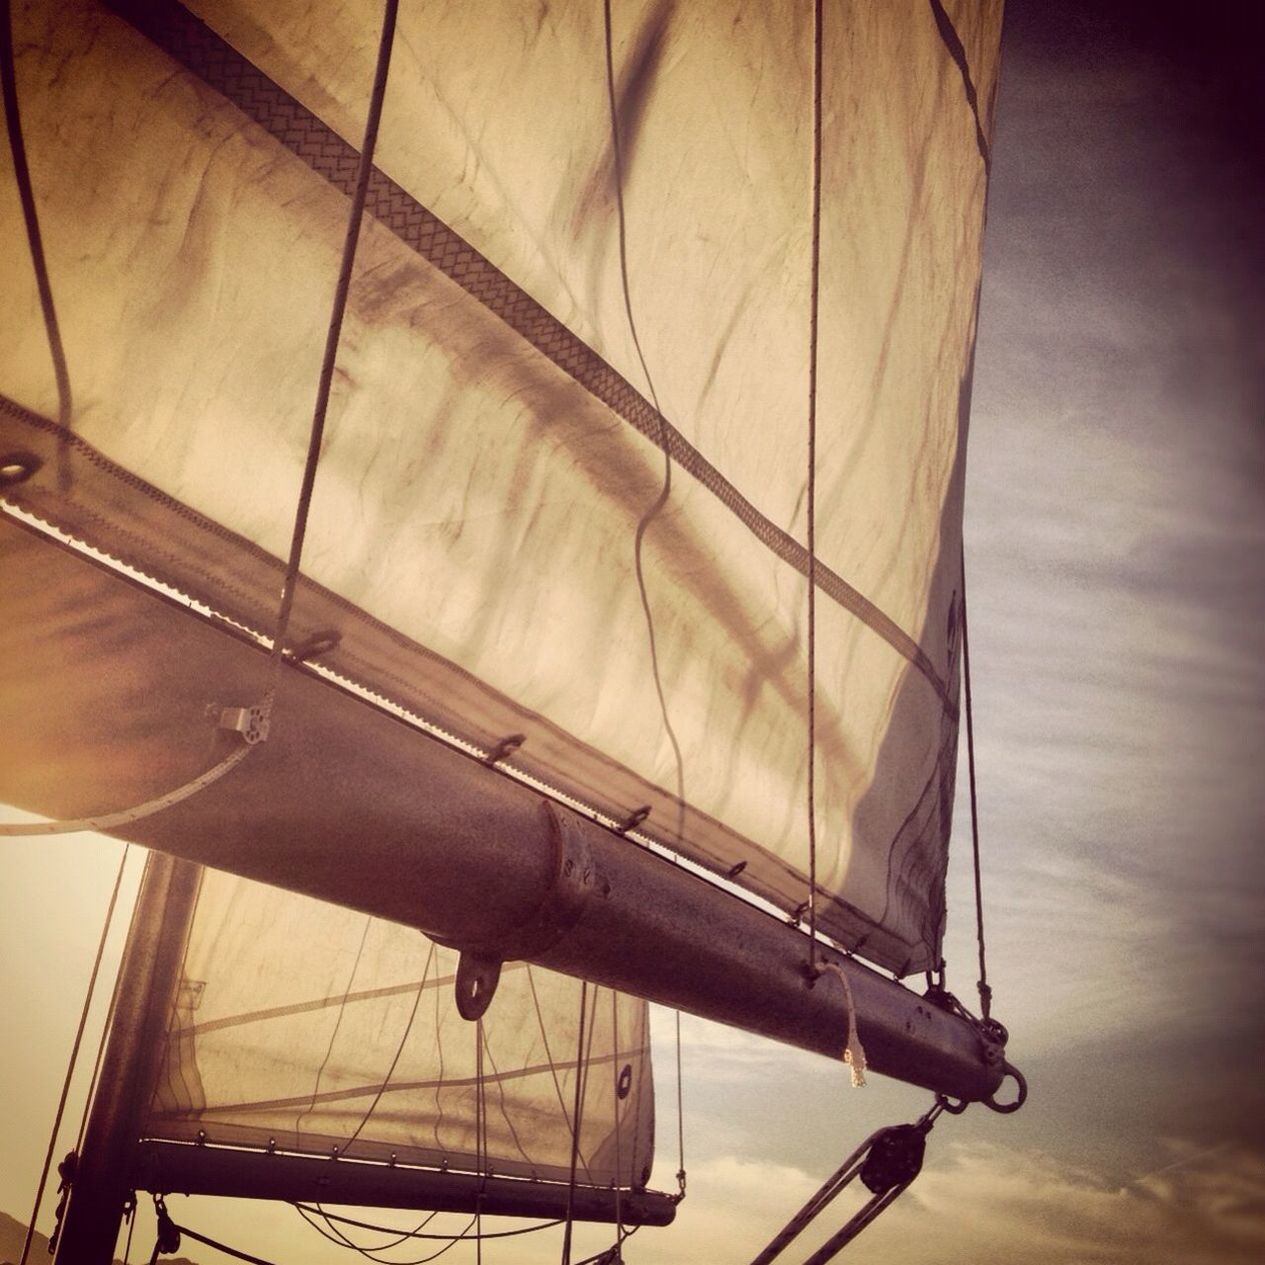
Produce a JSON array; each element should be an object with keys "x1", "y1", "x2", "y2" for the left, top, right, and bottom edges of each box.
[
  {"x1": 103, "y1": 0, "x2": 953, "y2": 713},
  {"x1": 171, "y1": 1050, "x2": 636, "y2": 1116}
]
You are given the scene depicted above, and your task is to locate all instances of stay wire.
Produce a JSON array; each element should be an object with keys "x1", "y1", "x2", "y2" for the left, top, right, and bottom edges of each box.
[
  {"x1": 805, "y1": 0, "x2": 825, "y2": 973},
  {"x1": 17, "y1": 843, "x2": 130, "y2": 1265},
  {"x1": 959, "y1": 542, "x2": 991, "y2": 1019}
]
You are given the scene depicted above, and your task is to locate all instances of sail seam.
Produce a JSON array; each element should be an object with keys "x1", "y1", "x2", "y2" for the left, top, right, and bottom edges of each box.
[
  {"x1": 165, "y1": 1050, "x2": 634, "y2": 1117},
  {"x1": 102, "y1": 0, "x2": 953, "y2": 714}
]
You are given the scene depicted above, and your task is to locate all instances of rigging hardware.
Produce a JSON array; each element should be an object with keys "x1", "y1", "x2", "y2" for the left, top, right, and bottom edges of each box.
[{"x1": 751, "y1": 1101, "x2": 943, "y2": 1265}]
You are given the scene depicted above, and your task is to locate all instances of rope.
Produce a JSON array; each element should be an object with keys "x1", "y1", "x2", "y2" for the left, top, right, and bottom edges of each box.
[
  {"x1": 959, "y1": 543, "x2": 991, "y2": 1020},
  {"x1": 474, "y1": 1015, "x2": 485, "y2": 1265},
  {"x1": 560, "y1": 980, "x2": 591, "y2": 1265},
  {"x1": 805, "y1": 0, "x2": 825, "y2": 971},
  {"x1": 338, "y1": 938, "x2": 433, "y2": 1154},
  {"x1": 601, "y1": 0, "x2": 687, "y2": 850},
  {"x1": 17, "y1": 843, "x2": 130, "y2": 1265},
  {"x1": 295, "y1": 1205, "x2": 561, "y2": 1243},
  {"x1": 673, "y1": 1008, "x2": 686, "y2": 1200},
  {"x1": 151, "y1": 1200, "x2": 277, "y2": 1265},
  {"x1": 0, "y1": 0, "x2": 72, "y2": 434},
  {"x1": 263, "y1": 0, "x2": 398, "y2": 713},
  {"x1": 296, "y1": 915, "x2": 370, "y2": 1142},
  {"x1": 296, "y1": 1204, "x2": 476, "y2": 1264},
  {"x1": 306, "y1": 1204, "x2": 439, "y2": 1255},
  {"x1": 610, "y1": 991, "x2": 626, "y2": 1254},
  {"x1": 0, "y1": 746, "x2": 250, "y2": 836},
  {"x1": 818, "y1": 963, "x2": 866, "y2": 1088}
]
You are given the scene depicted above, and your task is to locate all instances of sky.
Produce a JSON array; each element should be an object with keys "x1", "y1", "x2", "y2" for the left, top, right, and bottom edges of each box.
[{"x1": 3, "y1": 0, "x2": 1264, "y2": 1262}]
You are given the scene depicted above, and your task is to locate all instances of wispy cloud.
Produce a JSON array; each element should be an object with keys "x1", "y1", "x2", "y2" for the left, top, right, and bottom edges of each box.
[{"x1": 636, "y1": 1141, "x2": 1265, "y2": 1265}]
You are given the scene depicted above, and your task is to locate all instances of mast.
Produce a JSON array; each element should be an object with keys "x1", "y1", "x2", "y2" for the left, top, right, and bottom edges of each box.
[{"x1": 53, "y1": 851, "x2": 200, "y2": 1265}]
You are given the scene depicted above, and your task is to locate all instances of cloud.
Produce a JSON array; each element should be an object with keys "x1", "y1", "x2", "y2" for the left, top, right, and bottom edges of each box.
[
  {"x1": 839, "y1": 1140, "x2": 1265, "y2": 1265},
  {"x1": 629, "y1": 1140, "x2": 1265, "y2": 1265}
]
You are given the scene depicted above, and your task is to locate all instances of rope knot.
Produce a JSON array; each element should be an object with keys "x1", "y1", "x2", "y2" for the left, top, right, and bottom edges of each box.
[{"x1": 818, "y1": 961, "x2": 867, "y2": 1087}]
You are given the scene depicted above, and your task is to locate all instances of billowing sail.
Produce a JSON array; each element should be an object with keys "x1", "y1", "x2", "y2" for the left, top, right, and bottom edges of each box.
[
  {"x1": 0, "y1": 0, "x2": 1002, "y2": 977},
  {"x1": 142, "y1": 866, "x2": 654, "y2": 1188}
]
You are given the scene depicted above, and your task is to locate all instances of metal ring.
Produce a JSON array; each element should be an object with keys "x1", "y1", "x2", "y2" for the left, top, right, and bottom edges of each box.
[{"x1": 984, "y1": 1062, "x2": 1027, "y2": 1114}]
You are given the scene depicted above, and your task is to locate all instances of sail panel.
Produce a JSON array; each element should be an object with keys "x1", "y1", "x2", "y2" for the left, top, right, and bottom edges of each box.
[
  {"x1": 0, "y1": 0, "x2": 1003, "y2": 974},
  {"x1": 143, "y1": 866, "x2": 655, "y2": 1189}
]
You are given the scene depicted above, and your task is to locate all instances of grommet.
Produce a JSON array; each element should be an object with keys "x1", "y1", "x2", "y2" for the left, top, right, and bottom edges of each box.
[
  {"x1": 454, "y1": 950, "x2": 503, "y2": 1020},
  {"x1": 0, "y1": 451, "x2": 41, "y2": 486}
]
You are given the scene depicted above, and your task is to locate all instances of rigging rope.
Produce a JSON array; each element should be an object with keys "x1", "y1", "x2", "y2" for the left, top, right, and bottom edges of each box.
[
  {"x1": 560, "y1": 980, "x2": 591, "y2": 1265},
  {"x1": 339, "y1": 938, "x2": 434, "y2": 1153},
  {"x1": 0, "y1": 0, "x2": 399, "y2": 840},
  {"x1": 751, "y1": 1100, "x2": 942, "y2": 1265},
  {"x1": 960, "y1": 542, "x2": 992, "y2": 1020},
  {"x1": 805, "y1": 0, "x2": 825, "y2": 975},
  {"x1": 0, "y1": 0, "x2": 71, "y2": 435},
  {"x1": 17, "y1": 843, "x2": 130, "y2": 1265},
  {"x1": 0, "y1": 747, "x2": 251, "y2": 837},
  {"x1": 264, "y1": 0, "x2": 398, "y2": 713},
  {"x1": 610, "y1": 991, "x2": 626, "y2": 1256},
  {"x1": 307, "y1": 1204, "x2": 439, "y2": 1256},
  {"x1": 818, "y1": 962, "x2": 867, "y2": 1088},
  {"x1": 673, "y1": 1008, "x2": 686, "y2": 1201},
  {"x1": 296, "y1": 1204, "x2": 476, "y2": 1265},
  {"x1": 475, "y1": 1015, "x2": 486, "y2": 1265},
  {"x1": 600, "y1": 0, "x2": 687, "y2": 852},
  {"x1": 295, "y1": 1205, "x2": 561, "y2": 1243}
]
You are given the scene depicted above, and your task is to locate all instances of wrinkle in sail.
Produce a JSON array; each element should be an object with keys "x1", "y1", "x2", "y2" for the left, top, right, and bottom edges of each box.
[
  {"x1": 0, "y1": 0, "x2": 1005, "y2": 977},
  {"x1": 143, "y1": 869, "x2": 654, "y2": 1189}
]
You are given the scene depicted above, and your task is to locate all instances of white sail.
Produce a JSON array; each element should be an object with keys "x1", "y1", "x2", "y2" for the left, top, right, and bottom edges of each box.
[
  {"x1": 142, "y1": 866, "x2": 654, "y2": 1188},
  {"x1": 0, "y1": 0, "x2": 1001, "y2": 979}
]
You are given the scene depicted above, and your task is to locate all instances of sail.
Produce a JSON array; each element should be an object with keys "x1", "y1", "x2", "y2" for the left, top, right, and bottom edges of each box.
[
  {"x1": 0, "y1": 0, "x2": 1002, "y2": 975},
  {"x1": 140, "y1": 865, "x2": 654, "y2": 1188}
]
